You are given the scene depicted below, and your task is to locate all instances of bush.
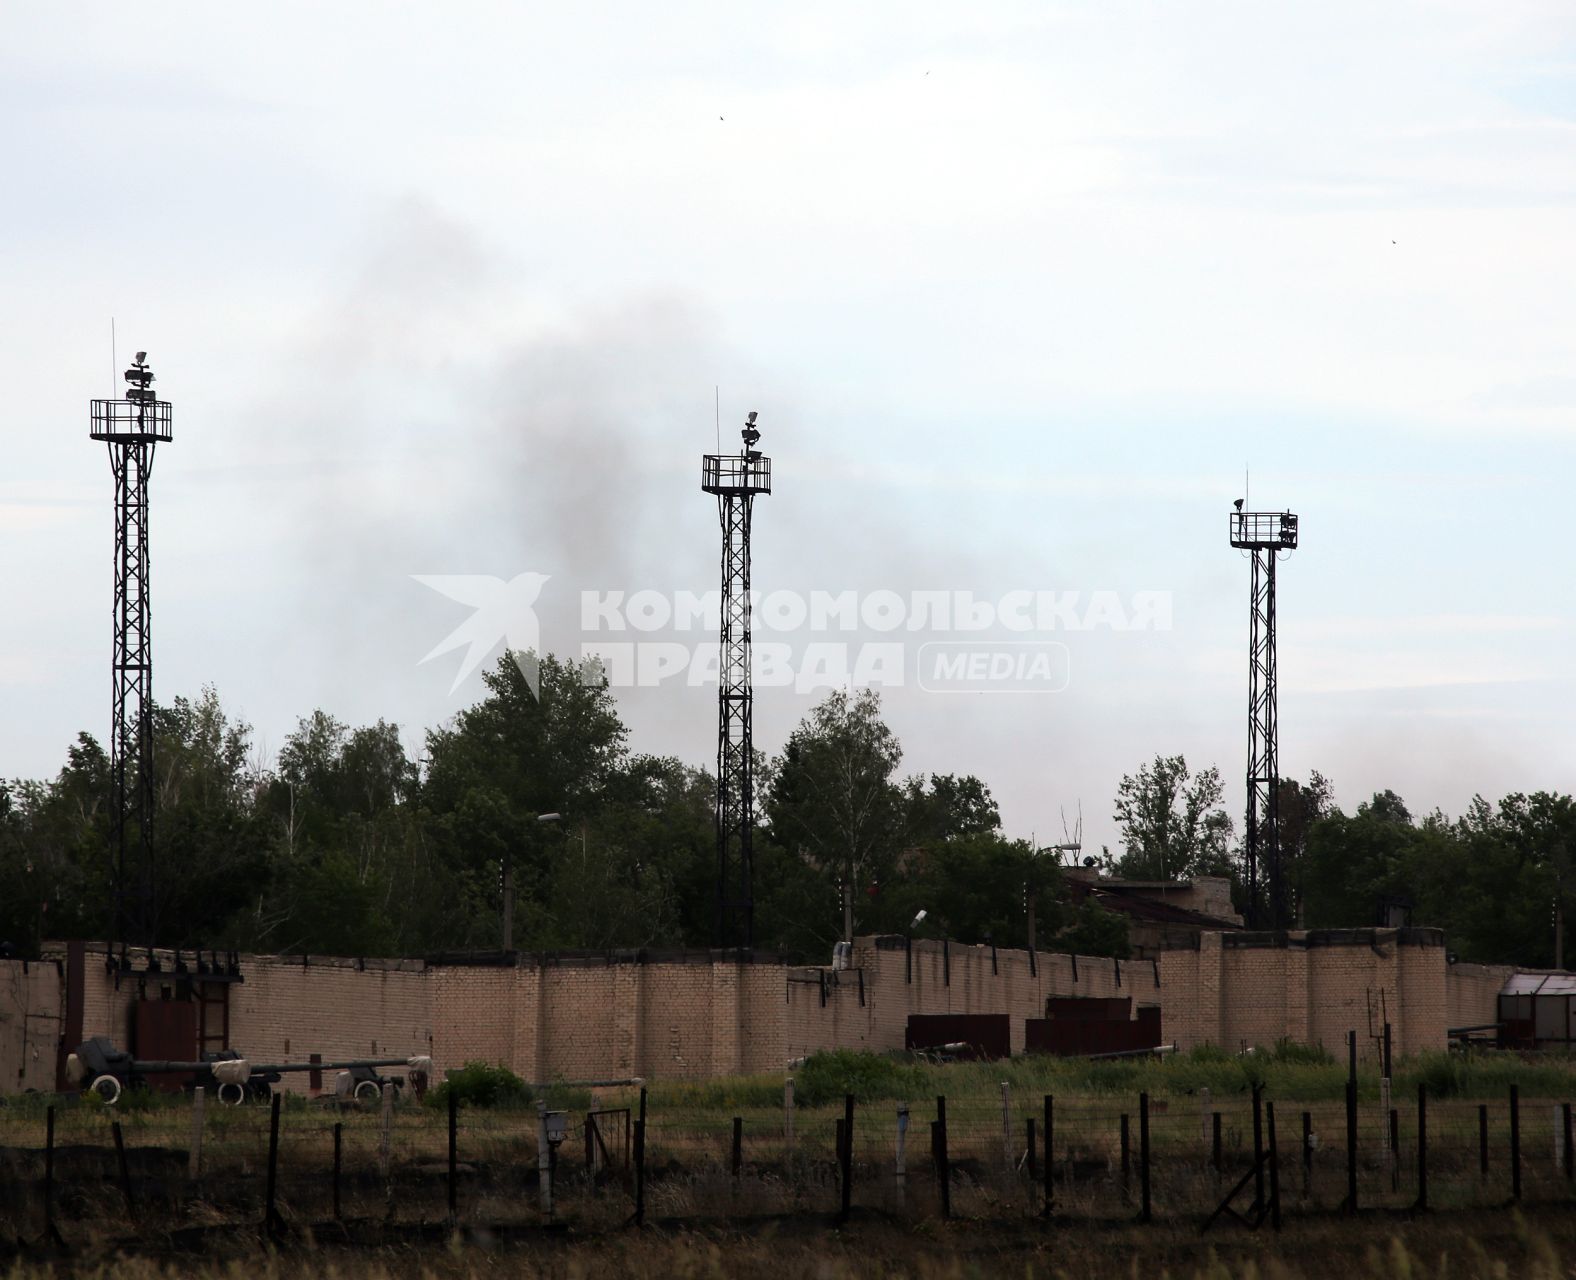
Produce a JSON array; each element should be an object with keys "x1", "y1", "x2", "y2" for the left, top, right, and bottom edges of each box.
[
  {"x1": 1265, "y1": 1038, "x2": 1335, "y2": 1067},
  {"x1": 794, "y1": 1050, "x2": 928, "y2": 1107},
  {"x1": 426, "y1": 1061, "x2": 532, "y2": 1110}
]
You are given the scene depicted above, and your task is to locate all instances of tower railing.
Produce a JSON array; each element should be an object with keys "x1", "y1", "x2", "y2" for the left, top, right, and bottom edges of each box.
[{"x1": 91, "y1": 399, "x2": 173, "y2": 442}]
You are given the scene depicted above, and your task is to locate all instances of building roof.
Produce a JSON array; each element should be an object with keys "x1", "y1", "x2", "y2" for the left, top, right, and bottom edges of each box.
[{"x1": 1069, "y1": 880, "x2": 1243, "y2": 930}]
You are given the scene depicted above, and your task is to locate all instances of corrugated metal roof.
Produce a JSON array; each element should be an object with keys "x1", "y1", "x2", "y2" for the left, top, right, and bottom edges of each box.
[{"x1": 1501, "y1": 972, "x2": 1576, "y2": 995}]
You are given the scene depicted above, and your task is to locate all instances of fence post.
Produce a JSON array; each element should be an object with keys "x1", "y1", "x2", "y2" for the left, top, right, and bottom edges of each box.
[
  {"x1": 333, "y1": 1122, "x2": 343, "y2": 1221},
  {"x1": 633, "y1": 1086, "x2": 647, "y2": 1227},
  {"x1": 1120, "y1": 1113, "x2": 1130, "y2": 1190},
  {"x1": 1138, "y1": 1092, "x2": 1152, "y2": 1224},
  {"x1": 1251, "y1": 1085, "x2": 1264, "y2": 1212},
  {"x1": 1213, "y1": 1111, "x2": 1223, "y2": 1175},
  {"x1": 537, "y1": 1100, "x2": 553, "y2": 1217},
  {"x1": 43, "y1": 1104, "x2": 59, "y2": 1245},
  {"x1": 1043, "y1": 1094, "x2": 1054, "y2": 1218},
  {"x1": 1511, "y1": 1084, "x2": 1522, "y2": 1202},
  {"x1": 784, "y1": 1077, "x2": 795, "y2": 1173},
  {"x1": 895, "y1": 1106, "x2": 909, "y2": 1208},
  {"x1": 1302, "y1": 1110, "x2": 1312, "y2": 1198},
  {"x1": 1479, "y1": 1104, "x2": 1489, "y2": 1177},
  {"x1": 1200, "y1": 1086, "x2": 1212, "y2": 1153},
  {"x1": 379, "y1": 1081, "x2": 393, "y2": 1182},
  {"x1": 447, "y1": 1087, "x2": 459, "y2": 1226},
  {"x1": 936, "y1": 1096, "x2": 951, "y2": 1219},
  {"x1": 264, "y1": 1092, "x2": 282, "y2": 1237},
  {"x1": 1344, "y1": 1079, "x2": 1359, "y2": 1214},
  {"x1": 1388, "y1": 1110, "x2": 1400, "y2": 1193},
  {"x1": 113, "y1": 1119, "x2": 136, "y2": 1224},
  {"x1": 1415, "y1": 1084, "x2": 1428, "y2": 1212},
  {"x1": 1564, "y1": 1102, "x2": 1573, "y2": 1182},
  {"x1": 838, "y1": 1093, "x2": 854, "y2": 1225},
  {"x1": 188, "y1": 1086, "x2": 205, "y2": 1180},
  {"x1": 1000, "y1": 1081, "x2": 1013, "y2": 1169},
  {"x1": 732, "y1": 1116, "x2": 743, "y2": 1180},
  {"x1": 1266, "y1": 1101, "x2": 1281, "y2": 1231}
]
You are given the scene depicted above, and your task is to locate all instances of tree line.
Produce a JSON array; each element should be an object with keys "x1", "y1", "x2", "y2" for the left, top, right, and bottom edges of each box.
[{"x1": 1, "y1": 652, "x2": 1571, "y2": 969}]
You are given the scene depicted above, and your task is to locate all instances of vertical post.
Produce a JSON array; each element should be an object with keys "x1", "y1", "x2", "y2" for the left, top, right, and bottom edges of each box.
[
  {"x1": 1348, "y1": 1029, "x2": 1357, "y2": 1083},
  {"x1": 1200, "y1": 1086, "x2": 1212, "y2": 1154},
  {"x1": 1388, "y1": 1110, "x2": 1400, "y2": 1192},
  {"x1": 633, "y1": 1085, "x2": 647, "y2": 1227},
  {"x1": 784, "y1": 1077, "x2": 795, "y2": 1171},
  {"x1": 1043, "y1": 1094, "x2": 1054, "y2": 1218},
  {"x1": 1266, "y1": 1101, "x2": 1281, "y2": 1231},
  {"x1": 1416, "y1": 1085, "x2": 1428, "y2": 1212},
  {"x1": 1212, "y1": 1111, "x2": 1223, "y2": 1174},
  {"x1": 1381, "y1": 1076, "x2": 1394, "y2": 1189},
  {"x1": 1251, "y1": 1085, "x2": 1265, "y2": 1211},
  {"x1": 1563, "y1": 1102, "x2": 1573, "y2": 1181},
  {"x1": 1382, "y1": 1022, "x2": 1393, "y2": 1080},
  {"x1": 732, "y1": 1116, "x2": 743, "y2": 1180},
  {"x1": 1344, "y1": 1080, "x2": 1358, "y2": 1214},
  {"x1": 1302, "y1": 1110, "x2": 1312, "y2": 1198},
  {"x1": 838, "y1": 1093, "x2": 854, "y2": 1224},
  {"x1": 895, "y1": 1106, "x2": 909, "y2": 1208},
  {"x1": 43, "y1": 1104, "x2": 57, "y2": 1243},
  {"x1": 447, "y1": 1087, "x2": 459, "y2": 1225},
  {"x1": 379, "y1": 1081, "x2": 393, "y2": 1181},
  {"x1": 1480, "y1": 1103, "x2": 1490, "y2": 1176},
  {"x1": 936, "y1": 1096, "x2": 951, "y2": 1220},
  {"x1": 113, "y1": 1119, "x2": 136, "y2": 1223},
  {"x1": 1120, "y1": 1113, "x2": 1130, "y2": 1188},
  {"x1": 1000, "y1": 1081, "x2": 1012, "y2": 1169},
  {"x1": 188, "y1": 1086, "x2": 205, "y2": 1180},
  {"x1": 333, "y1": 1122, "x2": 343, "y2": 1221},
  {"x1": 1511, "y1": 1084, "x2": 1522, "y2": 1202},
  {"x1": 537, "y1": 1100, "x2": 553, "y2": 1217},
  {"x1": 264, "y1": 1092, "x2": 281, "y2": 1236},
  {"x1": 586, "y1": 1112, "x2": 596, "y2": 1174},
  {"x1": 1138, "y1": 1092, "x2": 1152, "y2": 1224}
]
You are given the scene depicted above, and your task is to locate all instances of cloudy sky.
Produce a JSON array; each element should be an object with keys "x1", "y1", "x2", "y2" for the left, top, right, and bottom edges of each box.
[{"x1": 4, "y1": 2, "x2": 1575, "y2": 857}]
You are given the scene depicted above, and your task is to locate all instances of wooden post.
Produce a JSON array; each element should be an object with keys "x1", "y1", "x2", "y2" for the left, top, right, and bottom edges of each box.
[
  {"x1": 1479, "y1": 1103, "x2": 1489, "y2": 1177},
  {"x1": 264, "y1": 1092, "x2": 282, "y2": 1237},
  {"x1": 633, "y1": 1085, "x2": 647, "y2": 1227},
  {"x1": 43, "y1": 1104, "x2": 57, "y2": 1244},
  {"x1": 447, "y1": 1087, "x2": 459, "y2": 1225},
  {"x1": 935, "y1": 1096, "x2": 951, "y2": 1219},
  {"x1": 1344, "y1": 1080, "x2": 1358, "y2": 1213},
  {"x1": 895, "y1": 1106, "x2": 909, "y2": 1207},
  {"x1": 379, "y1": 1081, "x2": 393, "y2": 1181},
  {"x1": 731, "y1": 1116, "x2": 743, "y2": 1180},
  {"x1": 838, "y1": 1093, "x2": 854, "y2": 1224},
  {"x1": 784, "y1": 1077, "x2": 795, "y2": 1170},
  {"x1": 1416, "y1": 1085, "x2": 1428, "y2": 1212},
  {"x1": 1138, "y1": 1092, "x2": 1152, "y2": 1224},
  {"x1": 1381, "y1": 1076, "x2": 1394, "y2": 1189},
  {"x1": 1213, "y1": 1110, "x2": 1223, "y2": 1174},
  {"x1": 1000, "y1": 1081, "x2": 1012, "y2": 1169},
  {"x1": 1511, "y1": 1084, "x2": 1522, "y2": 1202},
  {"x1": 333, "y1": 1122, "x2": 343, "y2": 1220},
  {"x1": 1251, "y1": 1085, "x2": 1264, "y2": 1211},
  {"x1": 1389, "y1": 1109, "x2": 1400, "y2": 1192},
  {"x1": 188, "y1": 1086, "x2": 205, "y2": 1180},
  {"x1": 1043, "y1": 1094, "x2": 1054, "y2": 1218},
  {"x1": 113, "y1": 1119, "x2": 136, "y2": 1223},
  {"x1": 1266, "y1": 1101, "x2": 1281, "y2": 1231},
  {"x1": 1200, "y1": 1086, "x2": 1212, "y2": 1152}
]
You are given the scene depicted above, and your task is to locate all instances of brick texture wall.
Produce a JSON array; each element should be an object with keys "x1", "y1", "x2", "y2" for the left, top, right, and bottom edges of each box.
[{"x1": 0, "y1": 958, "x2": 62, "y2": 1092}]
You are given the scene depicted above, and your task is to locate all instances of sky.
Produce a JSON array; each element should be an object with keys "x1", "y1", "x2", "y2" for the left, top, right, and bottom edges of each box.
[{"x1": 4, "y1": 1, "x2": 1575, "y2": 859}]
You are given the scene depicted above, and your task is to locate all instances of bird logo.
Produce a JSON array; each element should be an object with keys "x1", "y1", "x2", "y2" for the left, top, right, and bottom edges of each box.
[{"x1": 413, "y1": 572, "x2": 550, "y2": 697}]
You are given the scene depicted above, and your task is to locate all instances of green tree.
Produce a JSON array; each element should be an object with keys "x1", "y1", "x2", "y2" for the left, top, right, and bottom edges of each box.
[{"x1": 1111, "y1": 754, "x2": 1234, "y2": 882}]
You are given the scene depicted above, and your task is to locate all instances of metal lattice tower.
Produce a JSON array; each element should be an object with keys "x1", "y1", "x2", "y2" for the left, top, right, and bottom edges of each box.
[
  {"x1": 702, "y1": 412, "x2": 772, "y2": 948},
  {"x1": 1230, "y1": 507, "x2": 1298, "y2": 929},
  {"x1": 91, "y1": 352, "x2": 173, "y2": 948}
]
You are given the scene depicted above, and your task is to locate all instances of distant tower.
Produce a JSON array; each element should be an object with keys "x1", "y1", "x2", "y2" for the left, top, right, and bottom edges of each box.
[
  {"x1": 91, "y1": 352, "x2": 173, "y2": 948},
  {"x1": 1229, "y1": 505, "x2": 1298, "y2": 929},
  {"x1": 702, "y1": 412, "x2": 772, "y2": 948}
]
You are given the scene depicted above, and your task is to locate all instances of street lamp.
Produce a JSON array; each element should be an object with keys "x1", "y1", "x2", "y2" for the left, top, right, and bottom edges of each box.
[{"x1": 502, "y1": 813, "x2": 562, "y2": 952}]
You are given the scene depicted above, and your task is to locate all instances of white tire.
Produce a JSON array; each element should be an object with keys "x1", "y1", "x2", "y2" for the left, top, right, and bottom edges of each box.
[
  {"x1": 90, "y1": 1074, "x2": 122, "y2": 1105},
  {"x1": 217, "y1": 1081, "x2": 246, "y2": 1106}
]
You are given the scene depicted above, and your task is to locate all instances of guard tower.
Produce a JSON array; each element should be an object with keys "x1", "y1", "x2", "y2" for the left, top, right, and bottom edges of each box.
[
  {"x1": 91, "y1": 352, "x2": 173, "y2": 948},
  {"x1": 1229, "y1": 506, "x2": 1298, "y2": 929},
  {"x1": 702, "y1": 412, "x2": 772, "y2": 949}
]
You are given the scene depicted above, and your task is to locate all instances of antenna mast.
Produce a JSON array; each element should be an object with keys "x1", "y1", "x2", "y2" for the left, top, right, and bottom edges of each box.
[
  {"x1": 91, "y1": 351, "x2": 173, "y2": 949},
  {"x1": 701, "y1": 410, "x2": 772, "y2": 948}
]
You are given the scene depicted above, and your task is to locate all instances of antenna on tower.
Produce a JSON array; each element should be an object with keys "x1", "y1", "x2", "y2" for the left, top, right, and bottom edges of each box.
[
  {"x1": 91, "y1": 348, "x2": 174, "y2": 948},
  {"x1": 1229, "y1": 498, "x2": 1299, "y2": 928},
  {"x1": 702, "y1": 408, "x2": 773, "y2": 949}
]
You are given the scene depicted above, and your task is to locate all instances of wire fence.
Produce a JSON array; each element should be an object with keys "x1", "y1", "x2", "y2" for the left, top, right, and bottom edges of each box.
[{"x1": 2, "y1": 1080, "x2": 1574, "y2": 1244}]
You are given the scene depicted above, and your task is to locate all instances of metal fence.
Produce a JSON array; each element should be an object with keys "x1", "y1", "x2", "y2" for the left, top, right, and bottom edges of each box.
[{"x1": 2, "y1": 1081, "x2": 1573, "y2": 1245}]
